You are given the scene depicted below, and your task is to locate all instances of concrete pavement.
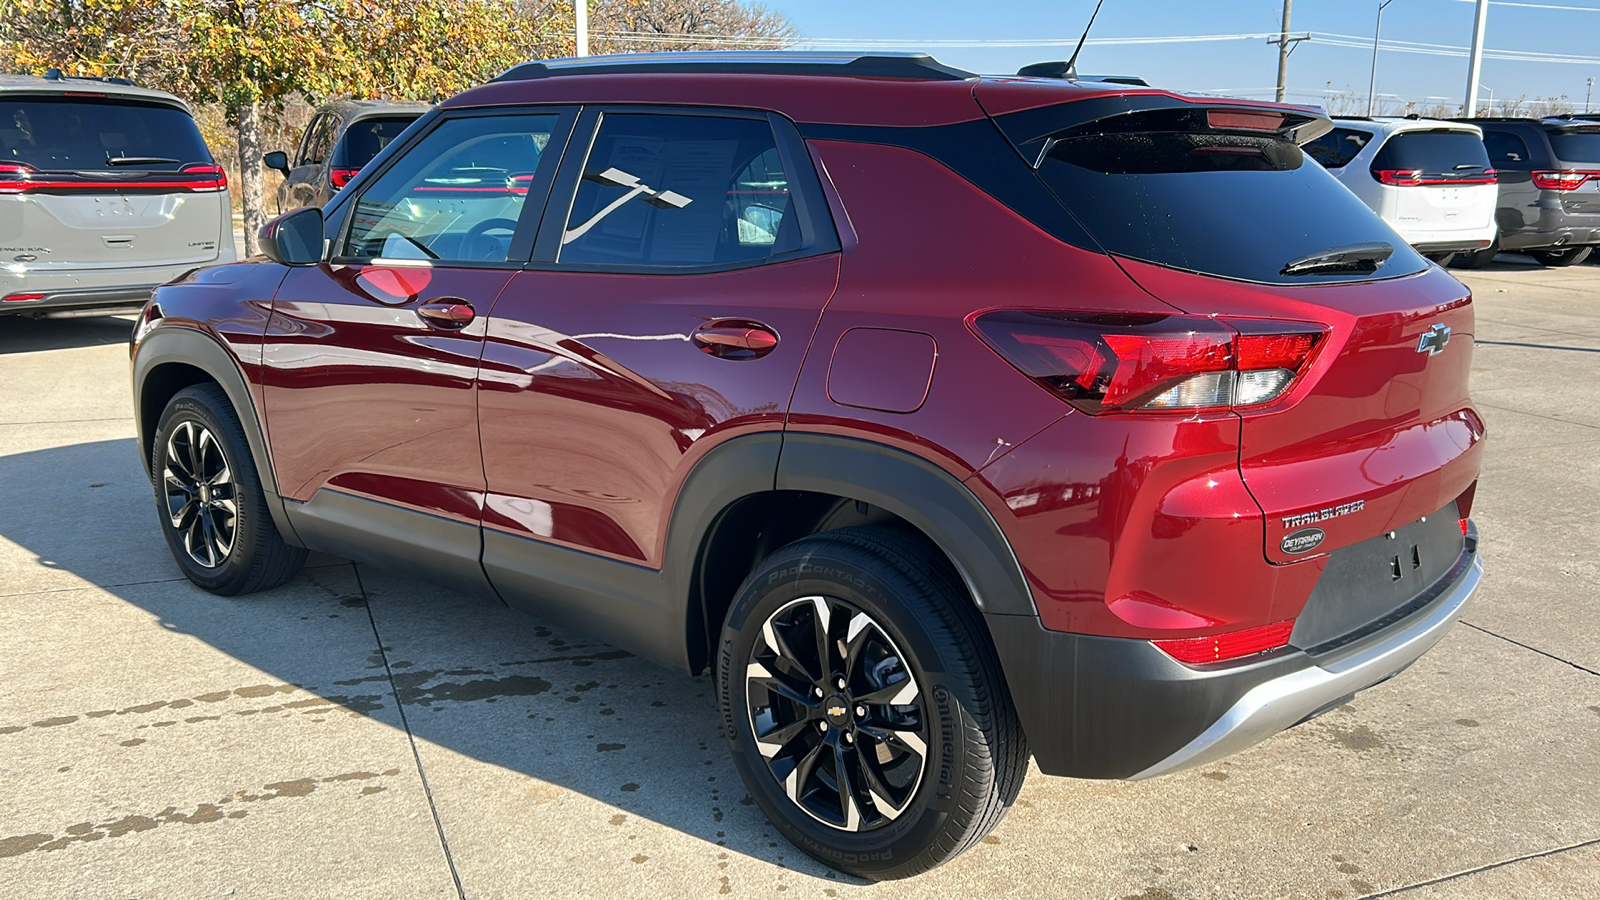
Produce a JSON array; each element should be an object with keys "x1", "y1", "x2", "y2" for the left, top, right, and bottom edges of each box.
[{"x1": 1, "y1": 260, "x2": 1597, "y2": 898}]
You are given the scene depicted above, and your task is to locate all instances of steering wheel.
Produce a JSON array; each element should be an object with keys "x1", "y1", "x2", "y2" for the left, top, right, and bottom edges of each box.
[{"x1": 462, "y1": 217, "x2": 519, "y2": 261}]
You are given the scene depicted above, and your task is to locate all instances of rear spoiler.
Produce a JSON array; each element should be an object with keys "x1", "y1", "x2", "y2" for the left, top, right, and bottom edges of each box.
[{"x1": 983, "y1": 92, "x2": 1334, "y2": 170}]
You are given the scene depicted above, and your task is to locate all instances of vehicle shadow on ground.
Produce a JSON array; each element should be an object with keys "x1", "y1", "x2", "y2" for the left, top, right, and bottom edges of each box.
[
  {"x1": 0, "y1": 436, "x2": 859, "y2": 882},
  {"x1": 0, "y1": 316, "x2": 135, "y2": 355}
]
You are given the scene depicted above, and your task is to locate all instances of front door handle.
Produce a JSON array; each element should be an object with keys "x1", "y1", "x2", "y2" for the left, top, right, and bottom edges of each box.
[
  {"x1": 418, "y1": 298, "x2": 475, "y2": 328},
  {"x1": 692, "y1": 319, "x2": 779, "y2": 360}
]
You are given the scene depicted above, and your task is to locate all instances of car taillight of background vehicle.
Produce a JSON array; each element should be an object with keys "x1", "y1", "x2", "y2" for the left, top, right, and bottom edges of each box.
[
  {"x1": 1153, "y1": 620, "x2": 1296, "y2": 665},
  {"x1": 1372, "y1": 168, "x2": 1498, "y2": 186},
  {"x1": 0, "y1": 161, "x2": 226, "y2": 193},
  {"x1": 329, "y1": 167, "x2": 360, "y2": 189},
  {"x1": 970, "y1": 311, "x2": 1327, "y2": 414},
  {"x1": 1531, "y1": 169, "x2": 1600, "y2": 191}
]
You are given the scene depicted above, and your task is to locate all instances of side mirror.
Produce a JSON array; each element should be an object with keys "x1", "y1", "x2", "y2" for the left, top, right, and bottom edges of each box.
[
  {"x1": 259, "y1": 207, "x2": 325, "y2": 266},
  {"x1": 263, "y1": 150, "x2": 291, "y2": 176}
]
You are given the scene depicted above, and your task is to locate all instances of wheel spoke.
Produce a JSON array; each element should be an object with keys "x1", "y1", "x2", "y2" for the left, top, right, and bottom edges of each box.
[
  {"x1": 766, "y1": 617, "x2": 822, "y2": 684},
  {"x1": 842, "y1": 612, "x2": 874, "y2": 681},
  {"x1": 856, "y1": 749, "x2": 911, "y2": 822},
  {"x1": 184, "y1": 423, "x2": 203, "y2": 482},
  {"x1": 859, "y1": 724, "x2": 927, "y2": 763},
  {"x1": 165, "y1": 425, "x2": 193, "y2": 481},
  {"x1": 754, "y1": 716, "x2": 816, "y2": 758},
  {"x1": 169, "y1": 497, "x2": 198, "y2": 530},
  {"x1": 786, "y1": 737, "x2": 828, "y2": 803},
  {"x1": 747, "y1": 661, "x2": 815, "y2": 709},
  {"x1": 212, "y1": 497, "x2": 238, "y2": 519},
  {"x1": 834, "y1": 741, "x2": 863, "y2": 831},
  {"x1": 810, "y1": 596, "x2": 834, "y2": 680},
  {"x1": 854, "y1": 675, "x2": 919, "y2": 707}
]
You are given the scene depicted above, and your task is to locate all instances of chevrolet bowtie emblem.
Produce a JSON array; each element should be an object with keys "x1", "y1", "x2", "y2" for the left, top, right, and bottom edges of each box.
[
  {"x1": 1417, "y1": 323, "x2": 1451, "y2": 356},
  {"x1": 828, "y1": 706, "x2": 847, "y2": 718}
]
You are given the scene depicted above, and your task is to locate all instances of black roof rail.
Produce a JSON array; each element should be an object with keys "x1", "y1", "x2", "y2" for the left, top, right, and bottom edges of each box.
[
  {"x1": 40, "y1": 67, "x2": 136, "y2": 87},
  {"x1": 1331, "y1": 115, "x2": 1375, "y2": 121},
  {"x1": 492, "y1": 51, "x2": 976, "y2": 83}
]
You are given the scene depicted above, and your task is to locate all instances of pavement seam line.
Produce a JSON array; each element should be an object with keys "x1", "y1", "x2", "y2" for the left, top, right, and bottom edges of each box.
[
  {"x1": 1357, "y1": 835, "x2": 1600, "y2": 898},
  {"x1": 1460, "y1": 621, "x2": 1600, "y2": 678},
  {"x1": 1472, "y1": 400, "x2": 1600, "y2": 431},
  {"x1": 352, "y1": 562, "x2": 470, "y2": 900}
]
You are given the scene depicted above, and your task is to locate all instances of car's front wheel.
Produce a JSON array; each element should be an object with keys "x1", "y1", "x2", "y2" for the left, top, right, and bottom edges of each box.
[
  {"x1": 1528, "y1": 245, "x2": 1593, "y2": 267},
  {"x1": 717, "y1": 527, "x2": 1027, "y2": 879},
  {"x1": 151, "y1": 384, "x2": 306, "y2": 595},
  {"x1": 1451, "y1": 242, "x2": 1498, "y2": 269}
]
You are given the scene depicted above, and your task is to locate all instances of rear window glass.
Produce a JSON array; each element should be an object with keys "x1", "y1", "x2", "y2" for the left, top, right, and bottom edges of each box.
[
  {"x1": 1371, "y1": 131, "x2": 1491, "y2": 175},
  {"x1": 1031, "y1": 109, "x2": 1428, "y2": 285},
  {"x1": 0, "y1": 96, "x2": 211, "y2": 171},
  {"x1": 1548, "y1": 129, "x2": 1600, "y2": 164},
  {"x1": 333, "y1": 114, "x2": 424, "y2": 168},
  {"x1": 1304, "y1": 127, "x2": 1372, "y2": 168}
]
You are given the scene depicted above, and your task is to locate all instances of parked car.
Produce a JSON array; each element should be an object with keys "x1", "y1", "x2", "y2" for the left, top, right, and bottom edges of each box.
[
  {"x1": 1303, "y1": 117, "x2": 1497, "y2": 266},
  {"x1": 0, "y1": 71, "x2": 233, "y2": 318},
  {"x1": 131, "y1": 52, "x2": 1484, "y2": 878},
  {"x1": 263, "y1": 99, "x2": 430, "y2": 212},
  {"x1": 1451, "y1": 116, "x2": 1600, "y2": 267}
]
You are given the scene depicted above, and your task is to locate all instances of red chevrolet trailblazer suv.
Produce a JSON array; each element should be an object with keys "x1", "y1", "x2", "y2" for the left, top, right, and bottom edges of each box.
[{"x1": 130, "y1": 52, "x2": 1485, "y2": 877}]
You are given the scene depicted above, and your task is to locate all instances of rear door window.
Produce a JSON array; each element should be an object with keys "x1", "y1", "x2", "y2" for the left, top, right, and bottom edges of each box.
[
  {"x1": 1483, "y1": 131, "x2": 1532, "y2": 167},
  {"x1": 1547, "y1": 127, "x2": 1600, "y2": 165},
  {"x1": 557, "y1": 112, "x2": 798, "y2": 268},
  {"x1": 0, "y1": 96, "x2": 211, "y2": 171},
  {"x1": 1303, "y1": 127, "x2": 1372, "y2": 169},
  {"x1": 332, "y1": 115, "x2": 423, "y2": 168},
  {"x1": 1029, "y1": 108, "x2": 1428, "y2": 285},
  {"x1": 1370, "y1": 131, "x2": 1492, "y2": 178},
  {"x1": 341, "y1": 113, "x2": 561, "y2": 264}
]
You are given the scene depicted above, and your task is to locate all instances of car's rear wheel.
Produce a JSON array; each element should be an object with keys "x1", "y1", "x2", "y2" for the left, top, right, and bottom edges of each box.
[
  {"x1": 1424, "y1": 252, "x2": 1457, "y2": 267},
  {"x1": 1451, "y1": 242, "x2": 1498, "y2": 269},
  {"x1": 152, "y1": 384, "x2": 306, "y2": 595},
  {"x1": 1528, "y1": 245, "x2": 1593, "y2": 267},
  {"x1": 717, "y1": 527, "x2": 1027, "y2": 879}
]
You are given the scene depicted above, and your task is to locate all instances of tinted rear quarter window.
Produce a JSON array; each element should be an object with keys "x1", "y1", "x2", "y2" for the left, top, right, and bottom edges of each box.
[
  {"x1": 334, "y1": 115, "x2": 423, "y2": 168},
  {"x1": 1483, "y1": 130, "x2": 1532, "y2": 166},
  {"x1": 0, "y1": 96, "x2": 211, "y2": 171},
  {"x1": 1303, "y1": 127, "x2": 1372, "y2": 168},
  {"x1": 1029, "y1": 108, "x2": 1428, "y2": 285},
  {"x1": 1547, "y1": 128, "x2": 1600, "y2": 164},
  {"x1": 1371, "y1": 131, "x2": 1492, "y2": 176}
]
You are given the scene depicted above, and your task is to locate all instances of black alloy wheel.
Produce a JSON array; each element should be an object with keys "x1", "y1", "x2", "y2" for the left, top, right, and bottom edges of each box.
[
  {"x1": 152, "y1": 384, "x2": 306, "y2": 595},
  {"x1": 718, "y1": 527, "x2": 1027, "y2": 879}
]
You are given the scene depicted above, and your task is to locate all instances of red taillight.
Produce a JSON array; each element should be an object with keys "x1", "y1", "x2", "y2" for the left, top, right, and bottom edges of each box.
[
  {"x1": 329, "y1": 166, "x2": 359, "y2": 189},
  {"x1": 971, "y1": 311, "x2": 1326, "y2": 414},
  {"x1": 179, "y1": 163, "x2": 228, "y2": 192},
  {"x1": 1154, "y1": 620, "x2": 1295, "y2": 665},
  {"x1": 1532, "y1": 169, "x2": 1599, "y2": 191},
  {"x1": 2, "y1": 292, "x2": 46, "y2": 303},
  {"x1": 1374, "y1": 168, "x2": 1498, "y2": 186},
  {"x1": 0, "y1": 162, "x2": 37, "y2": 194}
]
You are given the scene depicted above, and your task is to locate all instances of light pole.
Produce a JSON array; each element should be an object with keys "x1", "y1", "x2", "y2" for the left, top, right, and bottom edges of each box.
[
  {"x1": 1367, "y1": 0, "x2": 1399, "y2": 117},
  {"x1": 1479, "y1": 83, "x2": 1493, "y2": 116},
  {"x1": 1588, "y1": 77, "x2": 1594, "y2": 115}
]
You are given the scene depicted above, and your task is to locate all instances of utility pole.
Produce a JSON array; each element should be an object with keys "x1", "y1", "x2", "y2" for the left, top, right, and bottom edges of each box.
[
  {"x1": 576, "y1": 0, "x2": 589, "y2": 57},
  {"x1": 1268, "y1": 0, "x2": 1309, "y2": 103},
  {"x1": 1367, "y1": 0, "x2": 1398, "y2": 116},
  {"x1": 1588, "y1": 77, "x2": 1594, "y2": 114},
  {"x1": 1464, "y1": 0, "x2": 1489, "y2": 114}
]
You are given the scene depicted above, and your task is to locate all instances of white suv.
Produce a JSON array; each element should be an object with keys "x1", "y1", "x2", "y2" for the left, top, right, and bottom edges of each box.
[
  {"x1": 1, "y1": 72, "x2": 234, "y2": 318},
  {"x1": 1305, "y1": 117, "x2": 1497, "y2": 265}
]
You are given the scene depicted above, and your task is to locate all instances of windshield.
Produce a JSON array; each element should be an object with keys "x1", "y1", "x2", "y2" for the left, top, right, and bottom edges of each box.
[
  {"x1": 1548, "y1": 129, "x2": 1600, "y2": 164},
  {"x1": 1032, "y1": 109, "x2": 1429, "y2": 285},
  {"x1": 0, "y1": 96, "x2": 211, "y2": 171},
  {"x1": 1371, "y1": 131, "x2": 1491, "y2": 175},
  {"x1": 332, "y1": 114, "x2": 424, "y2": 168}
]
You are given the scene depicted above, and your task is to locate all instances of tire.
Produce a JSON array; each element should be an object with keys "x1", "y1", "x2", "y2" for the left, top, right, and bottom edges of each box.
[
  {"x1": 151, "y1": 384, "x2": 306, "y2": 595},
  {"x1": 1528, "y1": 245, "x2": 1593, "y2": 267},
  {"x1": 1424, "y1": 252, "x2": 1457, "y2": 267},
  {"x1": 1452, "y1": 243, "x2": 1497, "y2": 269},
  {"x1": 716, "y1": 526, "x2": 1027, "y2": 879}
]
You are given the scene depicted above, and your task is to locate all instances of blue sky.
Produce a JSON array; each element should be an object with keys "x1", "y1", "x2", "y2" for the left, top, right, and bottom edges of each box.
[{"x1": 769, "y1": 0, "x2": 1600, "y2": 113}]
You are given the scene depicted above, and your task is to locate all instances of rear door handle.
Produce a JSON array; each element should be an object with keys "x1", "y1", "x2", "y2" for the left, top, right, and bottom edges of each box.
[
  {"x1": 418, "y1": 298, "x2": 475, "y2": 328},
  {"x1": 692, "y1": 319, "x2": 778, "y2": 360}
]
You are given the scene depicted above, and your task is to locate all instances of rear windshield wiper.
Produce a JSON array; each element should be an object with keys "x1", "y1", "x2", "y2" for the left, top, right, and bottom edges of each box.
[
  {"x1": 106, "y1": 156, "x2": 180, "y2": 166},
  {"x1": 1281, "y1": 241, "x2": 1394, "y2": 277}
]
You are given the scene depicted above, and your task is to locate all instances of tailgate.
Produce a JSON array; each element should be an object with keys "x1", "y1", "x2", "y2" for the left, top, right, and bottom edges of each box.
[
  {"x1": 1116, "y1": 260, "x2": 1485, "y2": 563},
  {"x1": 14, "y1": 190, "x2": 225, "y2": 269}
]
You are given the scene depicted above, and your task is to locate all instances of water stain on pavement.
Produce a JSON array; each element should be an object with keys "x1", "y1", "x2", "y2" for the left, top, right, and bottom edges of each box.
[{"x1": 0, "y1": 768, "x2": 402, "y2": 859}]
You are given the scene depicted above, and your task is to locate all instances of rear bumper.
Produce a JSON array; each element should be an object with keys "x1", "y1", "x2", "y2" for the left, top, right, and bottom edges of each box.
[
  {"x1": 1412, "y1": 238, "x2": 1493, "y2": 255},
  {"x1": 1499, "y1": 223, "x2": 1600, "y2": 251},
  {"x1": 1, "y1": 284, "x2": 155, "y2": 316},
  {"x1": 987, "y1": 526, "x2": 1481, "y2": 780}
]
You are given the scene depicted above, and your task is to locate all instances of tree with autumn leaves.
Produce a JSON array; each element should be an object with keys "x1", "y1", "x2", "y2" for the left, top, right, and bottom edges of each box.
[{"x1": 0, "y1": 0, "x2": 793, "y2": 253}]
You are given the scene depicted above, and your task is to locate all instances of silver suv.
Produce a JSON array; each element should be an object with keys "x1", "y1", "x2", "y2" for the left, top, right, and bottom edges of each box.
[{"x1": 0, "y1": 72, "x2": 234, "y2": 318}]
